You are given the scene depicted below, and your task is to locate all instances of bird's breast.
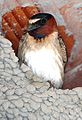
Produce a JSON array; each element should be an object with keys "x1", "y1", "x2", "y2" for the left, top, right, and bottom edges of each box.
[{"x1": 24, "y1": 46, "x2": 64, "y2": 82}]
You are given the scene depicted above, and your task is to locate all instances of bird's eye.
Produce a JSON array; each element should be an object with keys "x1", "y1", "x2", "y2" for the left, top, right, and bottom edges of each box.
[{"x1": 40, "y1": 18, "x2": 47, "y2": 25}]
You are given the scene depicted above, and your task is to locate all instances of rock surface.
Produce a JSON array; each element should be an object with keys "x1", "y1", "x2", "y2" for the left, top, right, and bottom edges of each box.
[{"x1": 0, "y1": 35, "x2": 82, "y2": 120}]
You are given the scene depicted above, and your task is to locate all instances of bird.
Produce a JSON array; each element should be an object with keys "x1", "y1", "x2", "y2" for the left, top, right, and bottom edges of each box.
[{"x1": 18, "y1": 13, "x2": 67, "y2": 89}]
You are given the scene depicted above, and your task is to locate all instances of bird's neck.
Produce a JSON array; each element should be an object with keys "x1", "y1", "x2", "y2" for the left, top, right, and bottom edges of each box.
[{"x1": 27, "y1": 31, "x2": 59, "y2": 50}]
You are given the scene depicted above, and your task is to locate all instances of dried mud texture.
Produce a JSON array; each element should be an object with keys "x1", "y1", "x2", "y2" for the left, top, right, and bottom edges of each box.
[{"x1": 0, "y1": 1, "x2": 82, "y2": 90}]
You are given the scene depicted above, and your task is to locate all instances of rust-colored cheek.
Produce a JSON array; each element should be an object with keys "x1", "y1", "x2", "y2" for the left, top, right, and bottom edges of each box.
[{"x1": 36, "y1": 18, "x2": 58, "y2": 36}]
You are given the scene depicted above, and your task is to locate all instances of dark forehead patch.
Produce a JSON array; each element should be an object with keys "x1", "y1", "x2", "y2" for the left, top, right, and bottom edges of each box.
[
  {"x1": 30, "y1": 13, "x2": 53, "y2": 20},
  {"x1": 28, "y1": 13, "x2": 53, "y2": 32},
  {"x1": 28, "y1": 13, "x2": 55, "y2": 38}
]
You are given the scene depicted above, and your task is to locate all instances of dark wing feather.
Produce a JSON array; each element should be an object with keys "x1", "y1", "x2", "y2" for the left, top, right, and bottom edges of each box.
[
  {"x1": 58, "y1": 37, "x2": 67, "y2": 66},
  {"x1": 18, "y1": 33, "x2": 29, "y2": 65}
]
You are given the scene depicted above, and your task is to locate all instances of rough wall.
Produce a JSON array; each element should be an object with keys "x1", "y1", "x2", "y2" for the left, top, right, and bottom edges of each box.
[{"x1": 0, "y1": 0, "x2": 82, "y2": 88}]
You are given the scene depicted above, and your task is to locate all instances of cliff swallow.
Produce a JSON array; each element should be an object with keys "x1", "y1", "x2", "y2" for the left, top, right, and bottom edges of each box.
[{"x1": 18, "y1": 13, "x2": 67, "y2": 89}]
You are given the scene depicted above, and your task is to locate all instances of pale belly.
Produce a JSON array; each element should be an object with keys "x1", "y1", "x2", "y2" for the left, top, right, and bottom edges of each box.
[{"x1": 25, "y1": 47, "x2": 64, "y2": 88}]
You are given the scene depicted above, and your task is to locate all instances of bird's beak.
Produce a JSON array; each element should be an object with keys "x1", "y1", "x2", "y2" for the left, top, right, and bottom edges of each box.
[
  {"x1": 27, "y1": 24, "x2": 34, "y2": 32},
  {"x1": 27, "y1": 23, "x2": 41, "y2": 32}
]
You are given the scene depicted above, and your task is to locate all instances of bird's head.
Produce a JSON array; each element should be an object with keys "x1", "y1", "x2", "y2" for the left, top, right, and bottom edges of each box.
[{"x1": 27, "y1": 13, "x2": 58, "y2": 39}]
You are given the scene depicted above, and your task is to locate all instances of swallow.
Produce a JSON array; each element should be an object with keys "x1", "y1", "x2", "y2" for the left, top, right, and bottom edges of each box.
[{"x1": 18, "y1": 13, "x2": 67, "y2": 89}]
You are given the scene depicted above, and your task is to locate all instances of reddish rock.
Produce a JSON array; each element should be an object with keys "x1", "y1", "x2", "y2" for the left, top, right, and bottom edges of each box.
[
  {"x1": 12, "y1": 6, "x2": 29, "y2": 30},
  {"x1": 2, "y1": 18, "x2": 19, "y2": 54},
  {"x1": 22, "y1": 6, "x2": 40, "y2": 18},
  {"x1": 59, "y1": 0, "x2": 82, "y2": 89},
  {"x1": 3, "y1": 12, "x2": 23, "y2": 39},
  {"x1": 60, "y1": 1, "x2": 82, "y2": 70}
]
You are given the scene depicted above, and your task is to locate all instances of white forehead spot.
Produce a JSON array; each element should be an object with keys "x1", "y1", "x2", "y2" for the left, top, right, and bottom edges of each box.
[{"x1": 29, "y1": 18, "x2": 40, "y2": 24}]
